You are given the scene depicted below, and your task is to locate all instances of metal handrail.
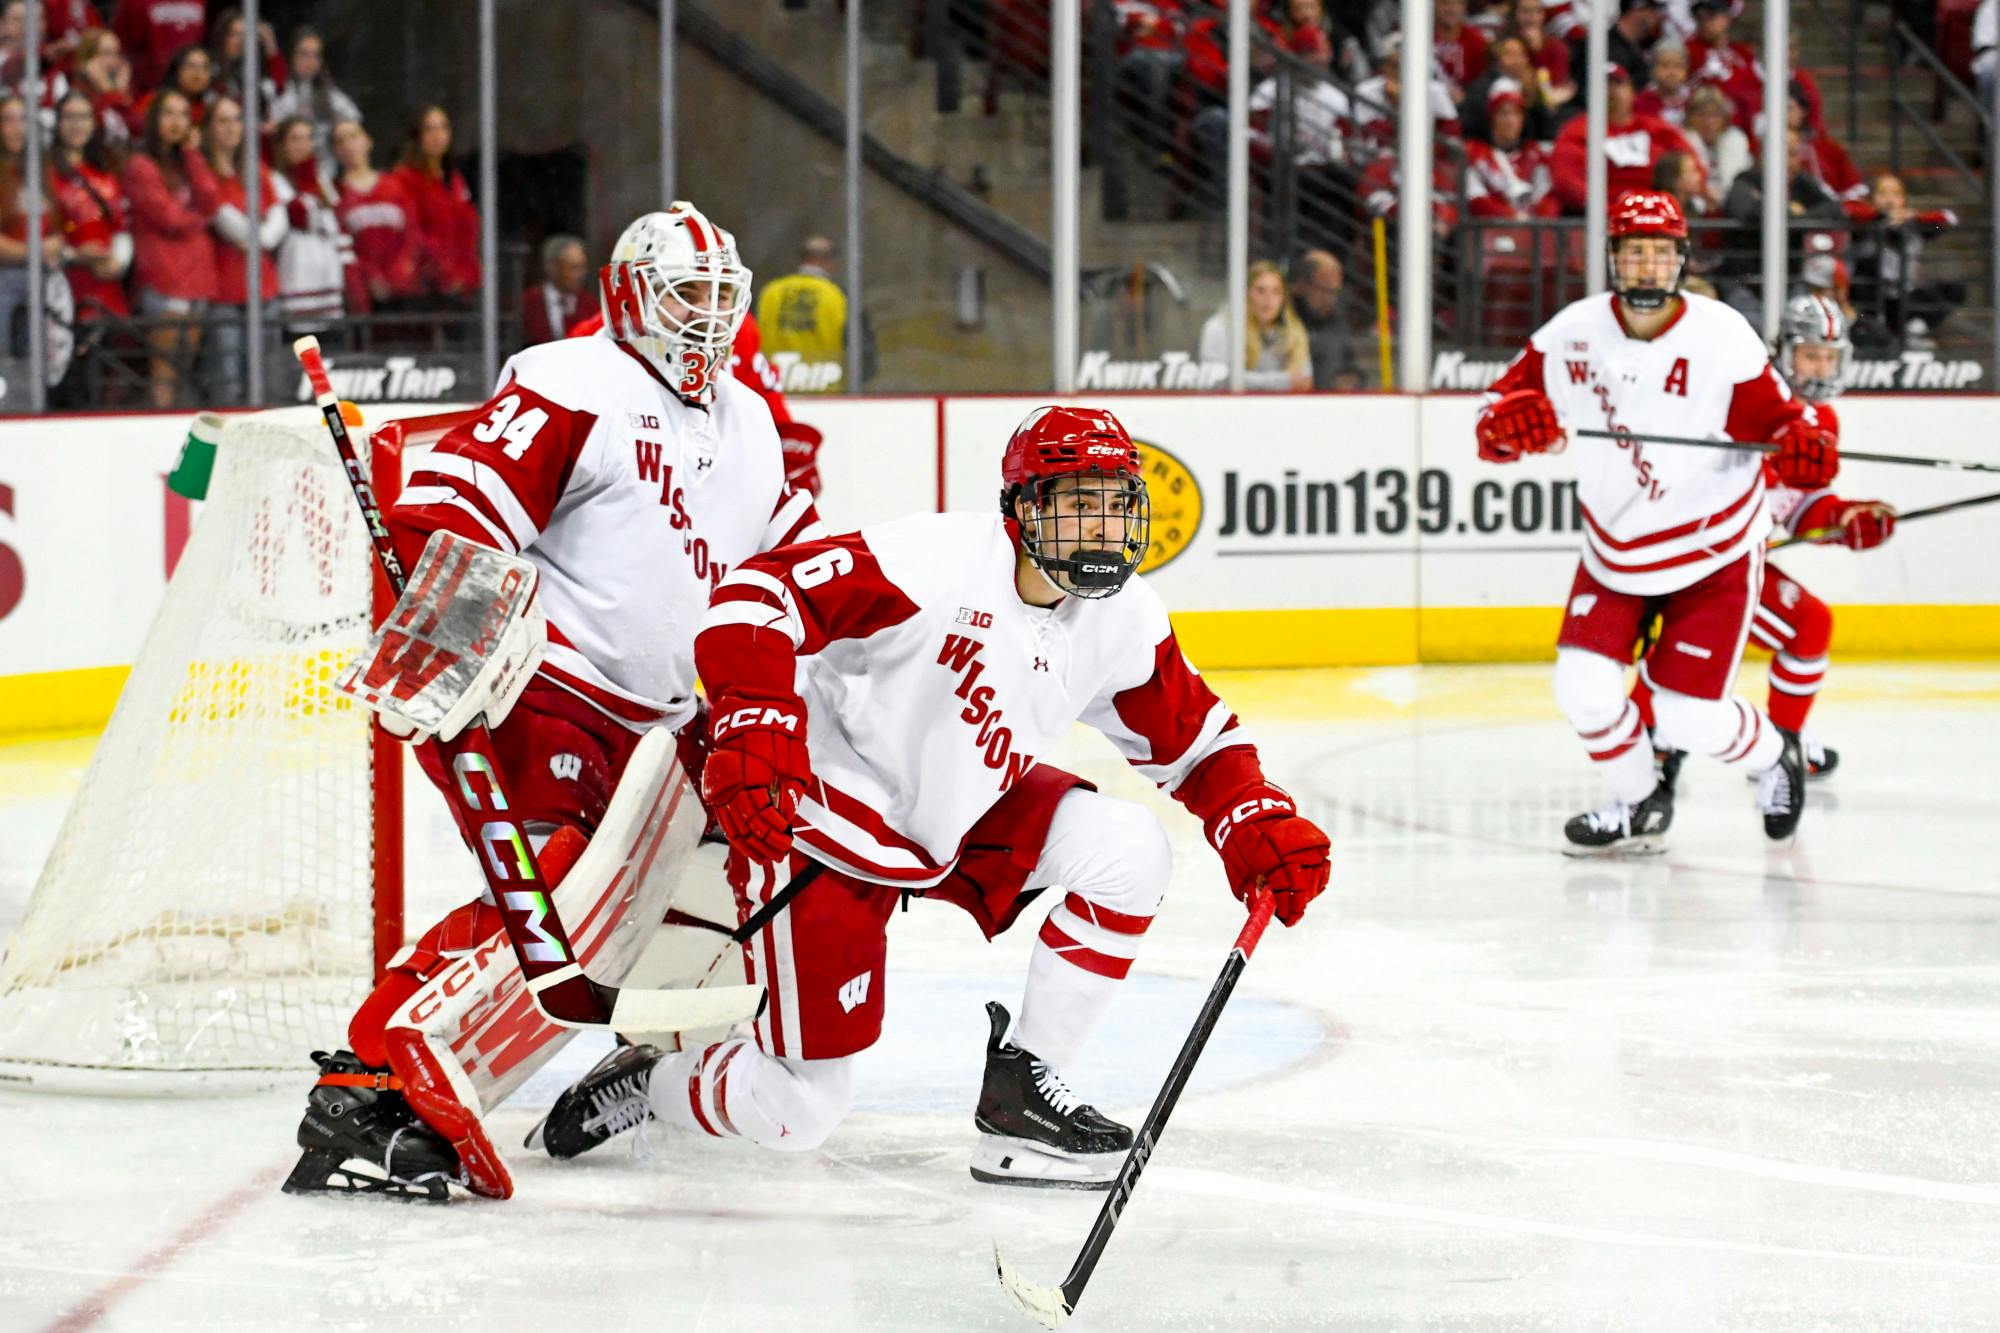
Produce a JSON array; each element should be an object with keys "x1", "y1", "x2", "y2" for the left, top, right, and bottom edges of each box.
[{"x1": 1886, "y1": 18, "x2": 1989, "y2": 193}]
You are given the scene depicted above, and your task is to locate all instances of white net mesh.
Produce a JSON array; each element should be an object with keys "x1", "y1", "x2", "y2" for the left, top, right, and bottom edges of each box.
[{"x1": 0, "y1": 408, "x2": 383, "y2": 1093}]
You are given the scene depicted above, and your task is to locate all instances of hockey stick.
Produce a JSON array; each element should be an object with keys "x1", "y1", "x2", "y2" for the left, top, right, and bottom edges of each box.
[
  {"x1": 294, "y1": 336, "x2": 765, "y2": 1036},
  {"x1": 1770, "y1": 488, "x2": 2000, "y2": 549},
  {"x1": 1577, "y1": 427, "x2": 2000, "y2": 474},
  {"x1": 993, "y1": 890, "x2": 1278, "y2": 1329}
]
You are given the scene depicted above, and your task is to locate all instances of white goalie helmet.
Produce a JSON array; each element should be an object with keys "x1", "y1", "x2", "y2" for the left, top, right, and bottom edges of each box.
[{"x1": 599, "y1": 202, "x2": 752, "y2": 404}]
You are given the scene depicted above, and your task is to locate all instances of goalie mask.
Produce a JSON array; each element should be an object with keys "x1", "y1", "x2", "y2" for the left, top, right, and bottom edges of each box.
[
  {"x1": 1607, "y1": 190, "x2": 1689, "y2": 313},
  {"x1": 1000, "y1": 406, "x2": 1150, "y2": 600},
  {"x1": 599, "y1": 202, "x2": 752, "y2": 405},
  {"x1": 1776, "y1": 292, "x2": 1851, "y2": 403}
]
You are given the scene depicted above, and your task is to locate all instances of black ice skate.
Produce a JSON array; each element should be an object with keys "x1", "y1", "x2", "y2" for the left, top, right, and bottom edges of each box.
[
  {"x1": 1655, "y1": 748, "x2": 1686, "y2": 797},
  {"x1": 526, "y1": 1041, "x2": 663, "y2": 1159},
  {"x1": 1562, "y1": 782, "x2": 1674, "y2": 857},
  {"x1": 1745, "y1": 736, "x2": 1838, "y2": 782},
  {"x1": 971, "y1": 1001, "x2": 1132, "y2": 1191},
  {"x1": 283, "y1": 1050, "x2": 467, "y2": 1202},
  {"x1": 1757, "y1": 729, "x2": 1807, "y2": 841}
]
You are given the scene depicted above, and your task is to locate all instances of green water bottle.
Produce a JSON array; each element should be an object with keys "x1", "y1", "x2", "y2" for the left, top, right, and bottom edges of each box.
[{"x1": 166, "y1": 411, "x2": 226, "y2": 501}]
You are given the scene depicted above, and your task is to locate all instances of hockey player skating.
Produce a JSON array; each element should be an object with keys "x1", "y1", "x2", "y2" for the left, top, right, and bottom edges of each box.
[
  {"x1": 1632, "y1": 292, "x2": 1896, "y2": 789},
  {"x1": 533, "y1": 406, "x2": 1331, "y2": 1188},
  {"x1": 1476, "y1": 190, "x2": 1830, "y2": 855},
  {"x1": 285, "y1": 202, "x2": 825, "y2": 1202}
]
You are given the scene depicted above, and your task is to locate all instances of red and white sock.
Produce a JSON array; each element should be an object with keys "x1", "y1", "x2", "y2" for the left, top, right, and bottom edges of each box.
[
  {"x1": 647, "y1": 1039, "x2": 852, "y2": 1153},
  {"x1": 1014, "y1": 892, "x2": 1154, "y2": 1069},
  {"x1": 1765, "y1": 650, "x2": 1826, "y2": 733}
]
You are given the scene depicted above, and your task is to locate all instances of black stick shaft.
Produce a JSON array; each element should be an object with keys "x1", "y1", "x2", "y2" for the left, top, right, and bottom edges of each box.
[
  {"x1": 1576, "y1": 428, "x2": 2000, "y2": 474},
  {"x1": 1056, "y1": 894, "x2": 1277, "y2": 1314}
]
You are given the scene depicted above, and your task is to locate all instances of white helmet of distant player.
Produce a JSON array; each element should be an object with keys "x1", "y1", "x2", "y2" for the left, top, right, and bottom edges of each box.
[
  {"x1": 1775, "y1": 292, "x2": 1851, "y2": 403},
  {"x1": 599, "y1": 202, "x2": 752, "y2": 405}
]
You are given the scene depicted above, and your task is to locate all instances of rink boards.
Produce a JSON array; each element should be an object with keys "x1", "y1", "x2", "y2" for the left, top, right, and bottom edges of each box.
[{"x1": 0, "y1": 393, "x2": 1995, "y2": 735}]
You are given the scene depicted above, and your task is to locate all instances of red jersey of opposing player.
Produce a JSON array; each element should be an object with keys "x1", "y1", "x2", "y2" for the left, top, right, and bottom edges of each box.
[{"x1": 1476, "y1": 190, "x2": 1826, "y2": 853}]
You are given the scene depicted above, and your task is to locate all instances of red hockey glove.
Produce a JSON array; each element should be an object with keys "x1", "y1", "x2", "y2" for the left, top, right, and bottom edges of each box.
[
  {"x1": 702, "y1": 693, "x2": 811, "y2": 864},
  {"x1": 1203, "y1": 786, "x2": 1331, "y2": 928},
  {"x1": 1833, "y1": 499, "x2": 1896, "y2": 550},
  {"x1": 1769, "y1": 417, "x2": 1839, "y2": 488},
  {"x1": 777, "y1": 421, "x2": 823, "y2": 497},
  {"x1": 1477, "y1": 390, "x2": 1565, "y2": 463}
]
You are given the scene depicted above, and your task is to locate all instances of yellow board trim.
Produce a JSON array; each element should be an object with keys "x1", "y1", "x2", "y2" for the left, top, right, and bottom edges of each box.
[
  {"x1": 0, "y1": 666, "x2": 132, "y2": 739},
  {"x1": 4, "y1": 605, "x2": 1996, "y2": 737}
]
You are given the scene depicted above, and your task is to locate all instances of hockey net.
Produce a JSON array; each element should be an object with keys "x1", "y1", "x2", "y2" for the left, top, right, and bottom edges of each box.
[{"x1": 0, "y1": 407, "x2": 460, "y2": 1093}]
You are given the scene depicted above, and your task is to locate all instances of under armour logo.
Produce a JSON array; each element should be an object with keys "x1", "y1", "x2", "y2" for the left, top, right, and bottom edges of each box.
[
  {"x1": 549, "y1": 753, "x2": 582, "y2": 781},
  {"x1": 1569, "y1": 593, "x2": 1598, "y2": 618},
  {"x1": 1033, "y1": 656, "x2": 1048, "y2": 672},
  {"x1": 837, "y1": 971, "x2": 872, "y2": 1014}
]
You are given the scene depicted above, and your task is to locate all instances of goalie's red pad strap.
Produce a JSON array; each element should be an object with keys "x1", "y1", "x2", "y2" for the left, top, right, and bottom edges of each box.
[{"x1": 317, "y1": 1071, "x2": 405, "y2": 1092}]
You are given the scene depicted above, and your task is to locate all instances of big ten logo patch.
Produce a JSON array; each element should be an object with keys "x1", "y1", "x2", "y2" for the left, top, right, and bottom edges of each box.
[
  {"x1": 1132, "y1": 439, "x2": 1199, "y2": 574},
  {"x1": 955, "y1": 607, "x2": 993, "y2": 629}
]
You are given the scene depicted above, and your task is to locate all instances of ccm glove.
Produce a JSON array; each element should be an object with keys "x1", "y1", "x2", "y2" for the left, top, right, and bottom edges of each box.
[
  {"x1": 1770, "y1": 417, "x2": 1839, "y2": 488},
  {"x1": 702, "y1": 692, "x2": 812, "y2": 863},
  {"x1": 1477, "y1": 390, "x2": 1565, "y2": 463}
]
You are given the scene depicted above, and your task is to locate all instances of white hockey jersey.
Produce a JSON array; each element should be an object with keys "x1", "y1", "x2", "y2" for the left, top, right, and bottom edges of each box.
[
  {"x1": 1484, "y1": 291, "x2": 1811, "y2": 595},
  {"x1": 695, "y1": 512, "x2": 1249, "y2": 887},
  {"x1": 388, "y1": 328, "x2": 824, "y2": 731}
]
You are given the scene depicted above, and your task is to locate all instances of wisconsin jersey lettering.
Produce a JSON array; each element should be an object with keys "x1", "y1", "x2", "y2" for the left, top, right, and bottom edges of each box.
[
  {"x1": 1482, "y1": 291, "x2": 1804, "y2": 595},
  {"x1": 389, "y1": 327, "x2": 824, "y2": 731}
]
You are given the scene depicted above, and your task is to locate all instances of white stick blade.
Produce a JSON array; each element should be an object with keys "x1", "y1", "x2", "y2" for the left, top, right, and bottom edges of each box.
[
  {"x1": 993, "y1": 1242, "x2": 1072, "y2": 1328},
  {"x1": 600, "y1": 982, "x2": 765, "y2": 1035}
]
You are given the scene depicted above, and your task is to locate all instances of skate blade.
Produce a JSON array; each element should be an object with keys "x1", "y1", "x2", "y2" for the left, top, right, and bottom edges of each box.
[
  {"x1": 1561, "y1": 835, "x2": 1667, "y2": 859},
  {"x1": 970, "y1": 1134, "x2": 1123, "y2": 1190},
  {"x1": 523, "y1": 1115, "x2": 549, "y2": 1151},
  {"x1": 282, "y1": 1149, "x2": 451, "y2": 1203}
]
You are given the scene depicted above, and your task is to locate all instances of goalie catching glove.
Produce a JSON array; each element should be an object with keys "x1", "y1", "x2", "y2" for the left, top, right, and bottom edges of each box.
[
  {"x1": 1175, "y1": 747, "x2": 1331, "y2": 927},
  {"x1": 1477, "y1": 390, "x2": 1565, "y2": 463},
  {"x1": 338, "y1": 529, "x2": 545, "y2": 743},
  {"x1": 702, "y1": 691, "x2": 812, "y2": 863}
]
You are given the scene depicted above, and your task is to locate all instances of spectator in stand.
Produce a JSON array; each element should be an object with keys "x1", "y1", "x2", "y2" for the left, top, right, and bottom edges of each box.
[
  {"x1": 1197, "y1": 259, "x2": 1312, "y2": 391},
  {"x1": 113, "y1": 0, "x2": 208, "y2": 92},
  {"x1": 1685, "y1": 0, "x2": 1760, "y2": 129},
  {"x1": 206, "y1": 6, "x2": 282, "y2": 108},
  {"x1": 47, "y1": 88, "x2": 129, "y2": 323},
  {"x1": 1682, "y1": 85, "x2": 1747, "y2": 200},
  {"x1": 1504, "y1": 0, "x2": 1574, "y2": 113},
  {"x1": 330, "y1": 118, "x2": 421, "y2": 320},
  {"x1": 520, "y1": 233, "x2": 596, "y2": 348},
  {"x1": 1462, "y1": 36, "x2": 1556, "y2": 143},
  {"x1": 758, "y1": 233, "x2": 876, "y2": 390},
  {"x1": 1724, "y1": 127, "x2": 1844, "y2": 229},
  {"x1": 57, "y1": 28, "x2": 134, "y2": 152},
  {"x1": 1467, "y1": 80, "x2": 1556, "y2": 217},
  {"x1": 1784, "y1": 83, "x2": 1865, "y2": 207},
  {"x1": 1243, "y1": 24, "x2": 1359, "y2": 255},
  {"x1": 1281, "y1": 0, "x2": 1333, "y2": 50},
  {"x1": 1600, "y1": 0, "x2": 1666, "y2": 94},
  {"x1": 1358, "y1": 138, "x2": 1463, "y2": 236},
  {"x1": 263, "y1": 27, "x2": 359, "y2": 172},
  {"x1": 270, "y1": 114, "x2": 344, "y2": 337},
  {"x1": 1551, "y1": 63, "x2": 1700, "y2": 213},
  {"x1": 1433, "y1": 0, "x2": 1489, "y2": 97},
  {"x1": 1350, "y1": 34, "x2": 1462, "y2": 166},
  {"x1": 1649, "y1": 149, "x2": 1723, "y2": 296},
  {"x1": 199, "y1": 92, "x2": 283, "y2": 404},
  {"x1": 0, "y1": 92, "x2": 63, "y2": 356},
  {"x1": 1635, "y1": 40, "x2": 1692, "y2": 126},
  {"x1": 131, "y1": 45, "x2": 216, "y2": 137},
  {"x1": 40, "y1": 1, "x2": 106, "y2": 71},
  {"x1": 1849, "y1": 172, "x2": 1963, "y2": 350},
  {"x1": 122, "y1": 87, "x2": 219, "y2": 406},
  {"x1": 0, "y1": 2, "x2": 28, "y2": 90},
  {"x1": 388, "y1": 103, "x2": 480, "y2": 318},
  {"x1": 1784, "y1": 32, "x2": 1828, "y2": 137},
  {"x1": 1288, "y1": 248, "x2": 1363, "y2": 390}
]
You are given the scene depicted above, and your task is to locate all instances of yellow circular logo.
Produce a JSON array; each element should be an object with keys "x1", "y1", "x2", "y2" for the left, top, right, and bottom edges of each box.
[{"x1": 1133, "y1": 439, "x2": 1200, "y2": 574}]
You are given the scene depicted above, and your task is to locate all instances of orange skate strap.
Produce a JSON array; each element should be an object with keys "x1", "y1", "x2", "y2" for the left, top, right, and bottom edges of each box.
[{"x1": 317, "y1": 1071, "x2": 405, "y2": 1092}]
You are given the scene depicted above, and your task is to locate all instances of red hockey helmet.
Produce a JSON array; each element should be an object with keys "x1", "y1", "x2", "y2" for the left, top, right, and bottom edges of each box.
[
  {"x1": 999, "y1": 406, "x2": 1150, "y2": 599},
  {"x1": 1607, "y1": 190, "x2": 1689, "y2": 311}
]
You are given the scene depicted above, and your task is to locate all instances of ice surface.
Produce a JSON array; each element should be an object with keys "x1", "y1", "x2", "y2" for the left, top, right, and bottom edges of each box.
[{"x1": 3, "y1": 664, "x2": 1997, "y2": 1332}]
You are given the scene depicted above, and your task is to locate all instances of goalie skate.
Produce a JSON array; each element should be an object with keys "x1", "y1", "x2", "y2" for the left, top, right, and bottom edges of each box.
[
  {"x1": 283, "y1": 1050, "x2": 467, "y2": 1203},
  {"x1": 970, "y1": 1002, "x2": 1131, "y2": 1191}
]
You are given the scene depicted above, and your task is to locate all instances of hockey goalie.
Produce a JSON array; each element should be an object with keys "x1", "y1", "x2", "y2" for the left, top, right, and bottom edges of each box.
[{"x1": 285, "y1": 202, "x2": 824, "y2": 1202}]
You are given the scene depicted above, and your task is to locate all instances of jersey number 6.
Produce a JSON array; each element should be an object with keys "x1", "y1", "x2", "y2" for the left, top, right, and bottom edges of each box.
[{"x1": 791, "y1": 547, "x2": 853, "y2": 589}]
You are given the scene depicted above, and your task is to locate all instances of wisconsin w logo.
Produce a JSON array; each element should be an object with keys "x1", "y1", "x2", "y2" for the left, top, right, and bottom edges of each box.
[
  {"x1": 837, "y1": 971, "x2": 872, "y2": 1014},
  {"x1": 549, "y1": 753, "x2": 583, "y2": 781}
]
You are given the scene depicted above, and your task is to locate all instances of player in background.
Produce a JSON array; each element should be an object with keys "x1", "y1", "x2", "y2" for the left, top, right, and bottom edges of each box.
[
  {"x1": 570, "y1": 292, "x2": 826, "y2": 496},
  {"x1": 530, "y1": 406, "x2": 1332, "y2": 1188},
  {"x1": 285, "y1": 202, "x2": 825, "y2": 1202},
  {"x1": 1632, "y1": 293, "x2": 1896, "y2": 784},
  {"x1": 1476, "y1": 190, "x2": 1828, "y2": 855}
]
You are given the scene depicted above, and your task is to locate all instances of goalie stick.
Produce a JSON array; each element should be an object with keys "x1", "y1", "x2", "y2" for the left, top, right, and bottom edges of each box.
[
  {"x1": 993, "y1": 890, "x2": 1277, "y2": 1329},
  {"x1": 293, "y1": 335, "x2": 765, "y2": 1036},
  {"x1": 1770, "y1": 488, "x2": 2000, "y2": 549},
  {"x1": 1576, "y1": 427, "x2": 2000, "y2": 474}
]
